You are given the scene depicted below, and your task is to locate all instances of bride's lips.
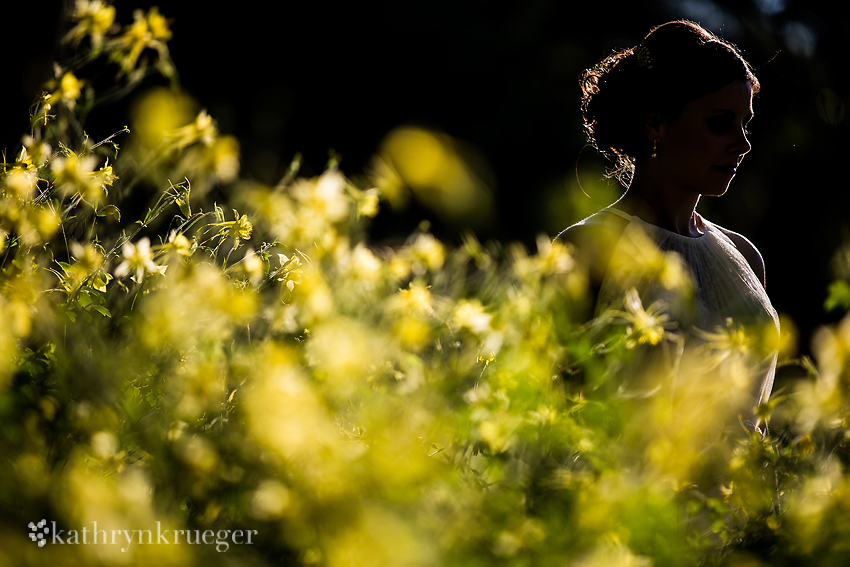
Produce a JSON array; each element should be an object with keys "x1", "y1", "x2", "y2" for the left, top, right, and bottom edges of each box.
[{"x1": 712, "y1": 165, "x2": 737, "y2": 175}]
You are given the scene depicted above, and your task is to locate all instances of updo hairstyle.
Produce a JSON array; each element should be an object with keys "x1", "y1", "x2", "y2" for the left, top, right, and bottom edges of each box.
[{"x1": 580, "y1": 21, "x2": 759, "y2": 184}]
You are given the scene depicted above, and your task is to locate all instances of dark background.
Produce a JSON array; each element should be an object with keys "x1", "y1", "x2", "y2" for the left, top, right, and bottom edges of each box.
[{"x1": 5, "y1": 0, "x2": 849, "y2": 356}]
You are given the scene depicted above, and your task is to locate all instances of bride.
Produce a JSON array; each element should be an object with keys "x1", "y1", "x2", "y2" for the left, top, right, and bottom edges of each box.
[{"x1": 558, "y1": 21, "x2": 780, "y2": 435}]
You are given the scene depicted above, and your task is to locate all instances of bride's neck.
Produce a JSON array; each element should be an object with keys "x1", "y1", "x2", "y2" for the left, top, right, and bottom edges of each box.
[{"x1": 615, "y1": 167, "x2": 702, "y2": 237}]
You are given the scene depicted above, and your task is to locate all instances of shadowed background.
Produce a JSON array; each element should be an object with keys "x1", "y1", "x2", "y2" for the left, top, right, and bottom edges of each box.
[{"x1": 5, "y1": 0, "x2": 849, "y2": 357}]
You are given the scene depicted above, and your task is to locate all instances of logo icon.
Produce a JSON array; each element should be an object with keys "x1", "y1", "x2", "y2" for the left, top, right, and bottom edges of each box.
[{"x1": 28, "y1": 520, "x2": 49, "y2": 547}]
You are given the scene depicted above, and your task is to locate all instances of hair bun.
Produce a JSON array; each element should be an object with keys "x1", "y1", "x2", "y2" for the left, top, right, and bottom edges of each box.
[{"x1": 580, "y1": 20, "x2": 758, "y2": 185}]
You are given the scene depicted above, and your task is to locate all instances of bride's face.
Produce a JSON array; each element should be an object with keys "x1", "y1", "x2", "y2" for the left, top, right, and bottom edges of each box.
[{"x1": 656, "y1": 81, "x2": 754, "y2": 197}]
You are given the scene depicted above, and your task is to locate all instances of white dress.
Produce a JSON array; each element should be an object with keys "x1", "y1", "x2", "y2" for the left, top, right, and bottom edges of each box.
[{"x1": 592, "y1": 207, "x2": 780, "y2": 428}]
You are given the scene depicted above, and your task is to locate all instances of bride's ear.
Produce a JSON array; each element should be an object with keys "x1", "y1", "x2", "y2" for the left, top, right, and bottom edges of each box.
[{"x1": 644, "y1": 112, "x2": 665, "y2": 140}]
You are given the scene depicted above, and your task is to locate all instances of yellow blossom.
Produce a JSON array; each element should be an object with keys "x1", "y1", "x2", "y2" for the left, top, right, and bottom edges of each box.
[
  {"x1": 165, "y1": 230, "x2": 194, "y2": 257},
  {"x1": 21, "y1": 137, "x2": 52, "y2": 167},
  {"x1": 166, "y1": 110, "x2": 218, "y2": 150},
  {"x1": 348, "y1": 243, "x2": 382, "y2": 283},
  {"x1": 357, "y1": 188, "x2": 380, "y2": 217},
  {"x1": 291, "y1": 170, "x2": 350, "y2": 223},
  {"x1": 63, "y1": 0, "x2": 116, "y2": 48},
  {"x1": 391, "y1": 280, "x2": 435, "y2": 317},
  {"x1": 50, "y1": 242, "x2": 109, "y2": 296},
  {"x1": 693, "y1": 317, "x2": 755, "y2": 371},
  {"x1": 453, "y1": 299, "x2": 492, "y2": 335},
  {"x1": 52, "y1": 152, "x2": 97, "y2": 197},
  {"x1": 241, "y1": 248, "x2": 265, "y2": 283},
  {"x1": 211, "y1": 135, "x2": 240, "y2": 183},
  {"x1": 609, "y1": 288, "x2": 676, "y2": 349},
  {"x1": 114, "y1": 237, "x2": 165, "y2": 282},
  {"x1": 536, "y1": 235, "x2": 575, "y2": 275},
  {"x1": 71, "y1": 241, "x2": 104, "y2": 273},
  {"x1": 92, "y1": 160, "x2": 117, "y2": 193},
  {"x1": 60, "y1": 73, "x2": 83, "y2": 102},
  {"x1": 51, "y1": 151, "x2": 116, "y2": 204},
  {"x1": 43, "y1": 72, "x2": 85, "y2": 112},
  {"x1": 111, "y1": 7, "x2": 172, "y2": 76},
  {"x1": 212, "y1": 209, "x2": 253, "y2": 248},
  {"x1": 410, "y1": 232, "x2": 445, "y2": 274},
  {"x1": 2, "y1": 148, "x2": 39, "y2": 200},
  {"x1": 275, "y1": 253, "x2": 302, "y2": 292}
]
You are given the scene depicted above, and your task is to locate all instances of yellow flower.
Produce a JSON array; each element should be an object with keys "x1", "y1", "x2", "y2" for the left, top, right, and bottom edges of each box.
[
  {"x1": 92, "y1": 160, "x2": 117, "y2": 193},
  {"x1": 357, "y1": 188, "x2": 380, "y2": 217},
  {"x1": 114, "y1": 237, "x2": 165, "y2": 282},
  {"x1": 2, "y1": 148, "x2": 38, "y2": 200},
  {"x1": 50, "y1": 242, "x2": 107, "y2": 296},
  {"x1": 291, "y1": 170, "x2": 350, "y2": 223},
  {"x1": 166, "y1": 230, "x2": 194, "y2": 257},
  {"x1": 52, "y1": 152, "x2": 97, "y2": 197},
  {"x1": 693, "y1": 317, "x2": 753, "y2": 370},
  {"x1": 21, "y1": 137, "x2": 52, "y2": 167},
  {"x1": 70, "y1": 241, "x2": 104, "y2": 274},
  {"x1": 146, "y1": 8, "x2": 172, "y2": 41},
  {"x1": 275, "y1": 253, "x2": 302, "y2": 292},
  {"x1": 51, "y1": 152, "x2": 116, "y2": 204},
  {"x1": 453, "y1": 299, "x2": 492, "y2": 335},
  {"x1": 609, "y1": 288, "x2": 676, "y2": 349},
  {"x1": 410, "y1": 233, "x2": 445, "y2": 274},
  {"x1": 60, "y1": 73, "x2": 83, "y2": 102},
  {"x1": 63, "y1": 0, "x2": 116, "y2": 48},
  {"x1": 111, "y1": 7, "x2": 172, "y2": 76},
  {"x1": 211, "y1": 136, "x2": 240, "y2": 183},
  {"x1": 241, "y1": 248, "x2": 265, "y2": 283},
  {"x1": 391, "y1": 280, "x2": 435, "y2": 317},
  {"x1": 44, "y1": 72, "x2": 85, "y2": 111},
  {"x1": 212, "y1": 209, "x2": 253, "y2": 249},
  {"x1": 166, "y1": 110, "x2": 218, "y2": 151},
  {"x1": 535, "y1": 235, "x2": 574, "y2": 275}
]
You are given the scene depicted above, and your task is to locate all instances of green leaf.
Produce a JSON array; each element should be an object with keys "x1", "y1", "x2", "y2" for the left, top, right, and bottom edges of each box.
[
  {"x1": 78, "y1": 291, "x2": 93, "y2": 307},
  {"x1": 90, "y1": 305, "x2": 112, "y2": 318},
  {"x1": 824, "y1": 280, "x2": 850, "y2": 313}
]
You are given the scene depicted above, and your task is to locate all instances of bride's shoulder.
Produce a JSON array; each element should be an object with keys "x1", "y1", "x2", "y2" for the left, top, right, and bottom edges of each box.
[
  {"x1": 554, "y1": 210, "x2": 630, "y2": 285},
  {"x1": 712, "y1": 222, "x2": 767, "y2": 288},
  {"x1": 555, "y1": 210, "x2": 629, "y2": 247}
]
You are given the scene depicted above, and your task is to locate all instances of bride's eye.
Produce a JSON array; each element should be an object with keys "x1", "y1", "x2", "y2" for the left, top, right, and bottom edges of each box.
[{"x1": 707, "y1": 116, "x2": 731, "y2": 134}]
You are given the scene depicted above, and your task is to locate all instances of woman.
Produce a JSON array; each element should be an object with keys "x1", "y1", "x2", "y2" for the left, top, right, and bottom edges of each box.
[{"x1": 558, "y1": 21, "x2": 779, "y2": 435}]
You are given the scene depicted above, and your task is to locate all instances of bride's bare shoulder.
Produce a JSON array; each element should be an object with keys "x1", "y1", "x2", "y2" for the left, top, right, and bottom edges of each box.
[
  {"x1": 555, "y1": 210, "x2": 629, "y2": 247},
  {"x1": 554, "y1": 210, "x2": 629, "y2": 286}
]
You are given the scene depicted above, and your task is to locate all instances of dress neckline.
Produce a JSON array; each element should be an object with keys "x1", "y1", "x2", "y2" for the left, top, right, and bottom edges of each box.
[{"x1": 602, "y1": 206, "x2": 708, "y2": 241}]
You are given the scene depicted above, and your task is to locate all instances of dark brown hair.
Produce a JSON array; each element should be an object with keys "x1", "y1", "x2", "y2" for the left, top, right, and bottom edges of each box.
[{"x1": 580, "y1": 21, "x2": 759, "y2": 184}]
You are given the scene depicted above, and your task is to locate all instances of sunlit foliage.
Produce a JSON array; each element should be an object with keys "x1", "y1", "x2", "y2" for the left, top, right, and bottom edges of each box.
[{"x1": 2, "y1": 4, "x2": 850, "y2": 566}]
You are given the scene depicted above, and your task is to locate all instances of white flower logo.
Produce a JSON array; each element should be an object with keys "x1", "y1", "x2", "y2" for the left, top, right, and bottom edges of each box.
[{"x1": 28, "y1": 519, "x2": 49, "y2": 547}]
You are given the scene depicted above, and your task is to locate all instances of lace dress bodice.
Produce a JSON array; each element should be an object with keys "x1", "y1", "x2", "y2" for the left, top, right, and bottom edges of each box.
[{"x1": 593, "y1": 207, "x2": 780, "y2": 416}]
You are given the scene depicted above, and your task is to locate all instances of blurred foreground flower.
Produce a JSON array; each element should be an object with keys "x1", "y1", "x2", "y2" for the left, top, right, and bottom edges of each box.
[
  {"x1": 374, "y1": 126, "x2": 495, "y2": 230},
  {"x1": 64, "y1": 0, "x2": 116, "y2": 48},
  {"x1": 609, "y1": 288, "x2": 677, "y2": 348},
  {"x1": 110, "y1": 7, "x2": 173, "y2": 77},
  {"x1": 51, "y1": 151, "x2": 116, "y2": 204},
  {"x1": 114, "y1": 237, "x2": 164, "y2": 281}
]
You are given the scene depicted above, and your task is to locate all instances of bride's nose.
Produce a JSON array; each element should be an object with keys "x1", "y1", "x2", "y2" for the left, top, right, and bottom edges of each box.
[{"x1": 732, "y1": 125, "x2": 751, "y2": 155}]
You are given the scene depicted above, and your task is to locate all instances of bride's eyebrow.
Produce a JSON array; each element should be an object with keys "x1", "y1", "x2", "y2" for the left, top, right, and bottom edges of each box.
[{"x1": 709, "y1": 109, "x2": 755, "y2": 120}]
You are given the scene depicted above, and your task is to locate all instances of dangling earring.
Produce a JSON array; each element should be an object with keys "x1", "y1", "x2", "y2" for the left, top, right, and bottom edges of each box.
[{"x1": 651, "y1": 140, "x2": 657, "y2": 158}]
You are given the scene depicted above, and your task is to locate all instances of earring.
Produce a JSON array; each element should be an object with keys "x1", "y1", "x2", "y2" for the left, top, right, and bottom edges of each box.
[{"x1": 651, "y1": 140, "x2": 657, "y2": 158}]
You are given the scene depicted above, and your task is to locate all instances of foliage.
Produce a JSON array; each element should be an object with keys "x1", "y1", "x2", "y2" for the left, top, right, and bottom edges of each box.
[{"x1": 2, "y1": 3, "x2": 850, "y2": 566}]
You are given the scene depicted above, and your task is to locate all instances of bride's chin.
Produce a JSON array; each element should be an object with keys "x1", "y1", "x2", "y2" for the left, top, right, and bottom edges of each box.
[{"x1": 702, "y1": 184, "x2": 731, "y2": 197}]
